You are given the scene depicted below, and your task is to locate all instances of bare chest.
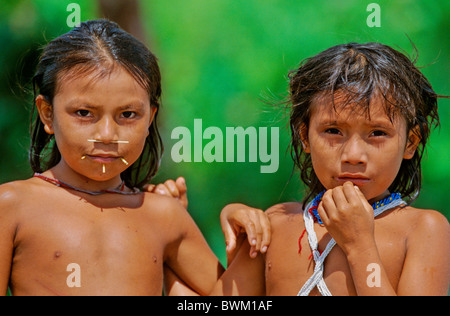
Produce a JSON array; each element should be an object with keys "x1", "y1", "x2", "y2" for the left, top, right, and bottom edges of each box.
[
  {"x1": 11, "y1": 197, "x2": 167, "y2": 295},
  {"x1": 265, "y1": 213, "x2": 406, "y2": 296}
]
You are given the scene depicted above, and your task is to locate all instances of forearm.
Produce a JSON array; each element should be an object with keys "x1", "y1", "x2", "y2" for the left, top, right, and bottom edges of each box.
[
  {"x1": 0, "y1": 241, "x2": 14, "y2": 296},
  {"x1": 345, "y1": 243, "x2": 396, "y2": 296},
  {"x1": 210, "y1": 242, "x2": 265, "y2": 296},
  {"x1": 164, "y1": 265, "x2": 200, "y2": 296}
]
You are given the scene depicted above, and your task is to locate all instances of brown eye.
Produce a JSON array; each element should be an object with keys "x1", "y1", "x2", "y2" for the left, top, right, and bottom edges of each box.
[
  {"x1": 325, "y1": 128, "x2": 341, "y2": 135},
  {"x1": 76, "y1": 110, "x2": 91, "y2": 117},
  {"x1": 121, "y1": 111, "x2": 136, "y2": 119},
  {"x1": 371, "y1": 130, "x2": 387, "y2": 137}
]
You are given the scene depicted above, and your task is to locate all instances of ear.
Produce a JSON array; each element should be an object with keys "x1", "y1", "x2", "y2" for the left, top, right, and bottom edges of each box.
[
  {"x1": 36, "y1": 95, "x2": 54, "y2": 135},
  {"x1": 299, "y1": 123, "x2": 310, "y2": 153},
  {"x1": 403, "y1": 125, "x2": 421, "y2": 159},
  {"x1": 149, "y1": 106, "x2": 158, "y2": 126},
  {"x1": 146, "y1": 106, "x2": 158, "y2": 136}
]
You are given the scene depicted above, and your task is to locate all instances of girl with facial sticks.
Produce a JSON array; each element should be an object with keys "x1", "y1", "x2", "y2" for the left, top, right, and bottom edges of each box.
[{"x1": 0, "y1": 20, "x2": 269, "y2": 296}]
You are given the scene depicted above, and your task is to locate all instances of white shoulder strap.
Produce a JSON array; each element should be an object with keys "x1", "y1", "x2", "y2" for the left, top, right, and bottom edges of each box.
[{"x1": 297, "y1": 198, "x2": 405, "y2": 296}]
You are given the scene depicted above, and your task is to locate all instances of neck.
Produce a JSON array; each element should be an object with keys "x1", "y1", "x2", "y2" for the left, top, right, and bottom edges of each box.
[
  {"x1": 308, "y1": 190, "x2": 403, "y2": 225},
  {"x1": 367, "y1": 190, "x2": 391, "y2": 205},
  {"x1": 46, "y1": 160, "x2": 124, "y2": 193}
]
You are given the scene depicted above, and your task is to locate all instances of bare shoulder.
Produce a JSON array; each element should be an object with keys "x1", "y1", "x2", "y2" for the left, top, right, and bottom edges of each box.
[
  {"x1": 140, "y1": 192, "x2": 206, "y2": 253},
  {"x1": 0, "y1": 179, "x2": 38, "y2": 210},
  {"x1": 266, "y1": 202, "x2": 303, "y2": 226},
  {"x1": 141, "y1": 192, "x2": 191, "y2": 222},
  {"x1": 400, "y1": 206, "x2": 449, "y2": 227},
  {"x1": 142, "y1": 191, "x2": 186, "y2": 211},
  {"x1": 266, "y1": 202, "x2": 303, "y2": 215},
  {"x1": 0, "y1": 179, "x2": 39, "y2": 230},
  {"x1": 399, "y1": 206, "x2": 450, "y2": 241}
]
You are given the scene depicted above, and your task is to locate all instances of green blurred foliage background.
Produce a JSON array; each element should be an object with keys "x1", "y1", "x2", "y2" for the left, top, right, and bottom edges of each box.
[{"x1": 0, "y1": 0, "x2": 448, "y2": 264}]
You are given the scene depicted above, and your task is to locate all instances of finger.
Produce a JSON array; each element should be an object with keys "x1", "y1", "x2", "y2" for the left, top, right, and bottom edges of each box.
[
  {"x1": 253, "y1": 210, "x2": 271, "y2": 253},
  {"x1": 354, "y1": 185, "x2": 367, "y2": 203},
  {"x1": 226, "y1": 234, "x2": 246, "y2": 267},
  {"x1": 220, "y1": 215, "x2": 237, "y2": 253},
  {"x1": 248, "y1": 210, "x2": 263, "y2": 253},
  {"x1": 259, "y1": 211, "x2": 271, "y2": 253},
  {"x1": 317, "y1": 201, "x2": 330, "y2": 226},
  {"x1": 155, "y1": 184, "x2": 171, "y2": 197},
  {"x1": 242, "y1": 217, "x2": 257, "y2": 251},
  {"x1": 354, "y1": 186, "x2": 373, "y2": 215},
  {"x1": 342, "y1": 182, "x2": 361, "y2": 204},
  {"x1": 342, "y1": 182, "x2": 372, "y2": 214},
  {"x1": 176, "y1": 177, "x2": 188, "y2": 209},
  {"x1": 144, "y1": 184, "x2": 156, "y2": 192},
  {"x1": 176, "y1": 177, "x2": 187, "y2": 195},
  {"x1": 318, "y1": 190, "x2": 334, "y2": 225},
  {"x1": 229, "y1": 208, "x2": 256, "y2": 247},
  {"x1": 331, "y1": 185, "x2": 348, "y2": 210},
  {"x1": 249, "y1": 246, "x2": 258, "y2": 258},
  {"x1": 244, "y1": 210, "x2": 260, "y2": 258},
  {"x1": 164, "y1": 180, "x2": 180, "y2": 199}
]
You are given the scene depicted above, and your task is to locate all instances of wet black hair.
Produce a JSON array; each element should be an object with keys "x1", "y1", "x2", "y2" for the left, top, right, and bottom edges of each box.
[
  {"x1": 288, "y1": 42, "x2": 441, "y2": 203},
  {"x1": 30, "y1": 19, "x2": 163, "y2": 189}
]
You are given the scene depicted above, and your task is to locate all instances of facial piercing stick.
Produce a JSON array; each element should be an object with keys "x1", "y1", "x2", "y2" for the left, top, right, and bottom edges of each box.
[
  {"x1": 86, "y1": 140, "x2": 129, "y2": 173},
  {"x1": 87, "y1": 139, "x2": 129, "y2": 144}
]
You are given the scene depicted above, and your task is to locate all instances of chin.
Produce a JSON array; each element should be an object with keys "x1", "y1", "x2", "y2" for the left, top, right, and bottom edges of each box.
[
  {"x1": 74, "y1": 168, "x2": 119, "y2": 183},
  {"x1": 362, "y1": 189, "x2": 391, "y2": 204}
]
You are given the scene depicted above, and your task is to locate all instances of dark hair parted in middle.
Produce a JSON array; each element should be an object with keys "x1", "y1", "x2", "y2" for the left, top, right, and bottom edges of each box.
[
  {"x1": 288, "y1": 42, "x2": 440, "y2": 203},
  {"x1": 30, "y1": 19, "x2": 163, "y2": 189}
]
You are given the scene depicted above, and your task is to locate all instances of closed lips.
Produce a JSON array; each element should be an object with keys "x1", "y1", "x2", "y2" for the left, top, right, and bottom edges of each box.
[
  {"x1": 336, "y1": 175, "x2": 370, "y2": 185},
  {"x1": 86, "y1": 155, "x2": 119, "y2": 163}
]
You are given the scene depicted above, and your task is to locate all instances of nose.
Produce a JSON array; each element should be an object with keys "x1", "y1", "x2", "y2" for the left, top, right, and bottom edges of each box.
[
  {"x1": 94, "y1": 116, "x2": 119, "y2": 144},
  {"x1": 341, "y1": 134, "x2": 368, "y2": 165}
]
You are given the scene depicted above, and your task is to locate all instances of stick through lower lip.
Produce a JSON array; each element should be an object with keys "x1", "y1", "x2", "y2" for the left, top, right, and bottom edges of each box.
[
  {"x1": 88, "y1": 139, "x2": 129, "y2": 144},
  {"x1": 102, "y1": 164, "x2": 106, "y2": 174}
]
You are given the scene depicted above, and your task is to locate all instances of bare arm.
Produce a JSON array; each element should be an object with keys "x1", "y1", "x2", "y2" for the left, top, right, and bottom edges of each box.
[
  {"x1": 209, "y1": 241, "x2": 266, "y2": 295},
  {"x1": 147, "y1": 179, "x2": 222, "y2": 295},
  {"x1": 164, "y1": 265, "x2": 199, "y2": 296},
  {"x1": 164, "y1": 202, "x2": 271, "y2": 296},
  {"x1": 164, "y1": 202, "x2": 224, "y2": 296},
  {"x1": 0, "y1": 185, "x2": 19, "y2": 295},
  {"x1": 396, "y1": 210, "x2": 450, "y2": 295},
  {"x1": 147, "y1": 179, "x2": 271, "y2": 258},
  {"x1": 210, "y1": 203, "x2": 269, "y2": 295},
  {"x1": 343, "y1": 209, "x2": 450, "y2": 296},
  {"x1": 220, "y1": 203, "x2": 271, "y2": 264},
  {"x1": 164, "y1": 241, "x2": 266, "y2": 296}
]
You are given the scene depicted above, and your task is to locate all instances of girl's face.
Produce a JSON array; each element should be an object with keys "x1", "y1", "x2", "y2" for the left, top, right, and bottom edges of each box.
[
  {"x1": 301, "y1": 94, "x2": 420, "y2": 203},
  {"x1": 36, "y1": 66, "x2": 156, "y2": 186}
]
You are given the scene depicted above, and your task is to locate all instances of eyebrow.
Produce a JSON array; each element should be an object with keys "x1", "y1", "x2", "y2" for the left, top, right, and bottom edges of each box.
[
  {"x1": 117, "y1": 102, "x2": 146, "y2": 110},
  {"x1": 366, "y1": 121, "x2": 396, "y2": 130},
  {"x1": 66, "y1": 99, "x2": 146, "y2": 109},
  {"x1": 65, "y1": 99, "x2": 95, "y2": 108},
  {"x1": 317, "y1": 118, "x2": 395, "y2": 129}
]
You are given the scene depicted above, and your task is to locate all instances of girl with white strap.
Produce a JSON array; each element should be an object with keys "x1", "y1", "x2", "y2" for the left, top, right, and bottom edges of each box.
[{"x1": 298, "y1": 192, "x2": 405, "y2": 296}]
